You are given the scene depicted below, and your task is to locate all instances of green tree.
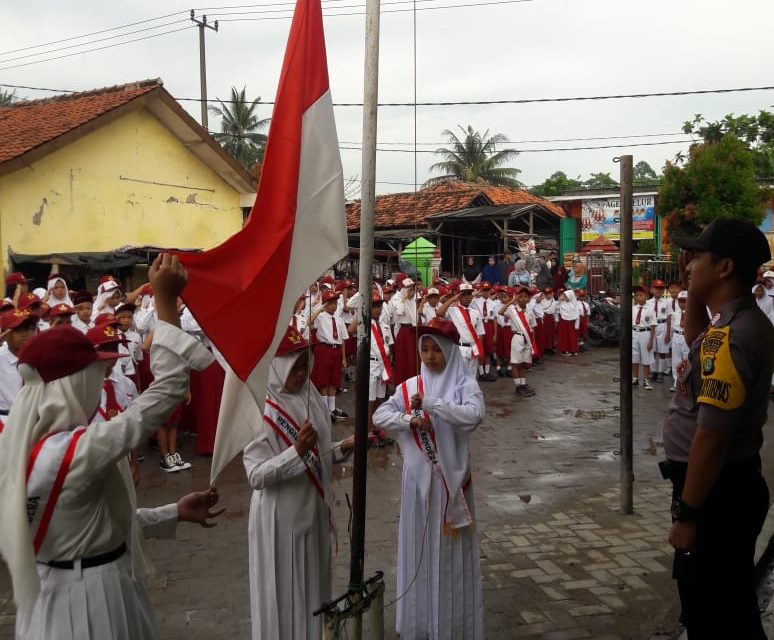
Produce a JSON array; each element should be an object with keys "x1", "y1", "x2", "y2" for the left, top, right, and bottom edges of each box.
[
  {"x1": 425, "y1": 125, "x2": 522, "y2": 187},
  {"x1": 683, "y1": 111, "x2": 774, "y2": 179},
  {"x1": 0, "y1": 89, "x2": 17, "y2": 106},
  {"x1": 531, "y1": 170, "x2": 582, "y2": 196},
  {"x1": 208, "y1": 86, "x2": 270, "y2": 169},
  {"x1": 633, "y1": 160, "x2": 660, "y2": 185},
  {"x1": 583, "y1": 172, "x2": 618, "y2": 188},
  {"x1": 658, "y1": 134, "x2": 767, "y2": 243}
]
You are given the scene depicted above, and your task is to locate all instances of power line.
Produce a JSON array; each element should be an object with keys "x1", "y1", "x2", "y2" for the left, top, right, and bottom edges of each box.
[
  {"x1": 339, "y1": 131, "x2": 687, "y2": 145},
  {"x1": 0, "y1": 26, "x2": 195, "y2": 72},
  {"x1": 337, "y1": 139, "x2": 695, "y2": 153},
  {"x1": 207, "y1": 0, "x2": 536, "y2": 16},
  {"x1": 0, "y1": 83, "x2": 76, "y2": 93},
  {"x1": 0, "y1": 10, "x2": 188, "y2": 56},
  {"x1": 0, "y1": 19, "x2": 190, "y2": 64},
  {"x1": 181, "y1": 84, "x2": 774, "y2": 107}
]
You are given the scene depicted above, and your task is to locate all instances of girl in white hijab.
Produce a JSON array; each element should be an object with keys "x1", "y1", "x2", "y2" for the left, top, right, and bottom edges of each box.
[
  {"x1": 91, "y1": 279, "x2": 122, "y2": 321},
  {"x1": 0, "y1": 255, "x2": 215, "y2": 640},
  {"x1": 46, "y1": 275, "x2": 73, "y2": 307},
  {"x1": 556, "y1": 289, "x2": 580, "y2": 356},
  {"x1": 373, "y1": 318, "x2": 485, "y2": 640},
  {"x1": 243, "y1": 326, "x2": 353, "y2": 640}
]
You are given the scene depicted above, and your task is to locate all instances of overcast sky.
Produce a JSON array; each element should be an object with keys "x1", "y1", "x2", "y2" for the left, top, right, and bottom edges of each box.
[{"x1": 2, "y1": 0, "x2": 773, "y2": 194}]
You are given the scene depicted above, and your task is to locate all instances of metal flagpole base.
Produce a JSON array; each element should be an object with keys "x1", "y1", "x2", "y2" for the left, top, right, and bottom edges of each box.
[{"x1": 317, "y1": 572, "x2": 385, "y2": 639}]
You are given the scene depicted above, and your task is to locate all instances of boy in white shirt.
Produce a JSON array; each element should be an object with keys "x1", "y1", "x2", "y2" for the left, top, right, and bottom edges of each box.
[
  {"x1": 632, "y1": 285, "x2": 656, "y2": 390},
  {"x1": 667, "y1": 290, "x2": 690, "y2": 392},
  {"x1": 437, "y1": 283, "x2": 485, "y2": 380},
  {"x1": 500, "y1": 286, "x2": 538, "y2": 397}
]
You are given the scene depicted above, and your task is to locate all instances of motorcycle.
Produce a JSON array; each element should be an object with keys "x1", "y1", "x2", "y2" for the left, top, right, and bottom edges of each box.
[{"x1": 586, "y1": 292, "x2": 620, "y2": 346}]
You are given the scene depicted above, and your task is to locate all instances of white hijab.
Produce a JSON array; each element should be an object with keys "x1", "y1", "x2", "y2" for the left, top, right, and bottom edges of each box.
[
  {"x1": 46, "y1": 276, "x2": 73, "y2": 307},
  {"x1": 91, "y1": 281, "x2": 121, "y2": 320},
  {"x1": 0, "y1": 360, "x2": 147, "y2": 607},
  {"x1": 266, "y1": 351, "x2": 335, "y2": 524},
  {"x1": 418, "y1": 334, "x2": 483, "y2": 528},
  {"x1": 558, "y1": 289, "x2": 580, "y2": 321}
]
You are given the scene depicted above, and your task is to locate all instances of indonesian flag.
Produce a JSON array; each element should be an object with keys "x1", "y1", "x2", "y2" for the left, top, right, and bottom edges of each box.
[{"x1": 179, "y1": 0, "x2": 348, "y2": 482}]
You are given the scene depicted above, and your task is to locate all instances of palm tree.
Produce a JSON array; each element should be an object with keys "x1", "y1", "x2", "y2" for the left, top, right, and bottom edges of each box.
[
  {"x1": 425, "y1": 125, "x2": 522, "y2": 187},
  {"x1": 0, "y1": 89, "x2": 17, "y2": 106},
  {"x1": 208, "y1": 86, "x2": 270, "y2": 169}
]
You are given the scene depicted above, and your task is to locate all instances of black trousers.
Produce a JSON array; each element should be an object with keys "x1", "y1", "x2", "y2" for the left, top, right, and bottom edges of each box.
[{"x1": 668, "y1": 457, "x2": 769, "y2": 639}]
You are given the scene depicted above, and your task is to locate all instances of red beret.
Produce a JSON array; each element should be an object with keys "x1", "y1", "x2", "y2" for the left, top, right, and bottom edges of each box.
[
  {"x1": 0, "y1": 308, "x2": 36, "y2": 331},
  {"x1": 19, "y1": 326, "x2": 122, "y2": 382},
  {"x1": 18, "y1": 293, "x2": 41, "y2": 311},
  {"x1": 322, "y1": 290, "x2": 339, "y2": 304},
  {"x1": 417, "y1": 317, "x2": 460, "y2": 345},
  {"x1": 86, "y1": 323, "x2": 128, "y2": 349},
  {"x1": 5, "y1": 272, "x2": 31, "y2": 286},
  {"x1": 276, "y1": 325, "x2": 309, "y2": 356},
  {"x1": 49, "y1": 304, "x2": 74, "y2": 318}
]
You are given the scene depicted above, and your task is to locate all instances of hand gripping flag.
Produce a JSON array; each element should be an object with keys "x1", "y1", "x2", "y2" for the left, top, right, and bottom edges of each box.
[{"x1": 179, "y1": 0, "x2": 348, "y2": 482}]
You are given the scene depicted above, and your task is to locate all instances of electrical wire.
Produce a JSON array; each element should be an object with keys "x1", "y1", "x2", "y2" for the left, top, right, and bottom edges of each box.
[
  {"x1": 0, "y1": 10, "x2": 188, "y2": 56},
  {"x1": 0, "y1": 26, "x2": 195, "y2": 72},
  {"x1": 337, "y1": 139, "x2": 696, "y2": 153}
]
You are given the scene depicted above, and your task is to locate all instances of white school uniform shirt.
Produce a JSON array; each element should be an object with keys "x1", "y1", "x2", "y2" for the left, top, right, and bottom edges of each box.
[
  {"x1": 290, "y1": 312, "x2": 310, "y2": 340},
  {"x1": 671, "y1": 307, "x2": 686, "y2": 334},
  {"x1": 0, "y1": 344, "x2": 22, "y2": 413},
  {"x1": 421, "y1": 303, "x2": 438, "y2": 325},
  {"x1": 369, "y1": 319, "x2": 391, "y2": 379},
  {"x1": 379, "y1": 304, "x2": 394, "y2": 345},
  {"x1": 71, "y1": 315, "x2": 92, "y2": 334},
  {"x1": 37, "y1": 319, "x2": 50, "y2": 332},
  {"x1": 447, "y1": 304, "x2": 485, "y2": 347},
  {"x1": 632, "y1": 303, "x2": 656, "y2": 329},
  {"x1": 471, "y1": 296, "x2": 497, "y2": 323},
  {"x1": 505, "y1": 304, "x2": 536, "y2": 336},
  {"x1": 313, "y1": 311, "x2": 348, "y2": 345},
  {"x1": 118, "y1": 328, "x2": 143, "y2": 377},
  {"x1": 528, "y1": 296, "x2": 544, "y2": 320},
  {"x1": 577, "y1": 300, "x2": 590, "y2": 318},
  {"x1": 91, "y1": 368, "x2": 139, "y2": 424},
  {"x1": 646, "y1": 296, "x2": 672, "y2": 325},
  {"x1": 541, "y1": 298, "x2": 557, "y2": 316}
]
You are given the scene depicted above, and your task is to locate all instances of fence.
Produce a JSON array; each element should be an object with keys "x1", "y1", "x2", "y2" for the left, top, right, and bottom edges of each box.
[{"x1": 585, "y1": 252, "x2": 679, "y2": 296}]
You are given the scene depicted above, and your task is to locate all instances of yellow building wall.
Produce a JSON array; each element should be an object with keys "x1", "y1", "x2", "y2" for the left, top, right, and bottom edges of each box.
[{"x1": 0, "y1": 109, "x2": 245, "y2": 270}]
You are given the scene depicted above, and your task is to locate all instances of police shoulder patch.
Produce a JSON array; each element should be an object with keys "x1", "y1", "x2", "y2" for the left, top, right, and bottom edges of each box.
[{"x1": 697, "y1": 326, "x2": 745, "y2": 410}]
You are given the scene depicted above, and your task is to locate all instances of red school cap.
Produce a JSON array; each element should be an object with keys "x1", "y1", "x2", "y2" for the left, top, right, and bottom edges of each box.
[
  {"x1": 5, "y1": 272, "x2": 31, "y2": 286},
  {"x1": 49, "y1": 304, "x2": 74, "y2": 318},
  {"x1": 18, "y1": 293, "x2": 41, "y2": 311},
  {"x1": 276, "y1": 325, "x2": 310, "y2": 356},
  {"x1": 321, "y1": 290, "x2": 340, "y2": 304},
  {"x1": 19, "y1": 326, "x2": 124, "y2": 383},
  {"x1": 0, "y1": 308, "x2": 36, "y2": 331},
  {"x1": 87, "y1": 323, "x2": 128, "y2": 349},
  {"x1": 94, "y1": 313, "x2": 119, "y2": 328},
  {"x1": 417, "y1": 317, "x2": 460, "y2": 345}
]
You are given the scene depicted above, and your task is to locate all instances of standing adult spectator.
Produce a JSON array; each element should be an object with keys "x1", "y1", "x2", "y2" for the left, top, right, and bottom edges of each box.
[
  {"x1": 481, "y1": 256, "x2": 501, "y2": 285},
  {"x1": 566, "y1": 260, "x2": 588, "y2": 291},
  {"x1": 661, "y1": 219, "x2": 774, "y2": 639},
  {"x1": 498, "y1": 250, "x2": 514, "y2": 284},
  {"x1": 507, "y1": 260, "x2": 531, "y2": 288},
  {"x1": 552, "y1": 260, "x2": 569, "y2": 292},
  {"x1": 535, "y1": 257, "x2": 553, "y2": 290},
  {"x1": 461, "y1": 256, "x2": 482, "y2": 284}
]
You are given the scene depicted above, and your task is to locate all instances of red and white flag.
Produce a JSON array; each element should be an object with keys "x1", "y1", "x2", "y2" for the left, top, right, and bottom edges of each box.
[{"x1": 179, "y1": 0, "x2": 348, "y2": 482}]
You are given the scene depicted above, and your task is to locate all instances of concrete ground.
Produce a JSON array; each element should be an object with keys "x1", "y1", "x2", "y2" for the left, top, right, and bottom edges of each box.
[{"x1": 1, "y1": 345, "x2": 773, "y2": 639}]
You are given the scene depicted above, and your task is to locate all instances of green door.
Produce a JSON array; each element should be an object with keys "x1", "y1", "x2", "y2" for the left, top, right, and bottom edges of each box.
[{"x1": 560, "y1": 217, "x2": 578, "y2": 257}]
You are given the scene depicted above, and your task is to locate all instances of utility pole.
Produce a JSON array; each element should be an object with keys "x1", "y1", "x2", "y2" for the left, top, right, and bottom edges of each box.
[
  {"x1": 618, "y1": 155, "x2": 634, "y2": 515},
  {"x1": 190, "y1": 10, "x2": 218, "y2": 130}
]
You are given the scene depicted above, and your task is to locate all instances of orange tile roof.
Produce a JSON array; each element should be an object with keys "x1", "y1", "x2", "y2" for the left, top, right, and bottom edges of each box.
[
  {"x1": 346, "y1": 180, "x2": 565, "y2": 230},
  {"x1": 0, "y1": 79, "x2": 161, "y2": 166}
]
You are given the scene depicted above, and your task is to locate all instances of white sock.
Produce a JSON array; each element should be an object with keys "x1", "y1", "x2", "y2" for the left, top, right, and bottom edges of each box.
[
  {"x1": 519, "y1": 378, "x2": 526, "y2": 386},
  {"x1": 484, "y1": 363, "x2": 490, "y2": 373},
  {"x1": 479, "y1": 366, "x2": 485, "y2": 375},
  {"x1": 513, "y1": 378, "x2": 519, "y2": 388},
  {"x1": 327, "y1": 396, "x2": 336, "y2": 412}
]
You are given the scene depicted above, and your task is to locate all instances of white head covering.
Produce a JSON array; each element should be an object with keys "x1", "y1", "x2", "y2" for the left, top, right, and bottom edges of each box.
[
  {"x1": 558, "y1": 289, "x2": 579, "y2": 321},
  {"x1": 753, "y1": 284, "x2": 774, "y2": 316},
  {"x1": 32, "y1": 287, "x2": 46, "y2": 299},
  {"x1": 0, "y1": 358, "x2": 148, "y2": 607},
  {"x1": 417, "y1": 333, "x2": 484, "y2": 529},
  {"x1": 266, "y1": 351, "x2": 335, "y2": 526},
  {"x1": 46, "y1": 276, "x2": 73, "y2": 307},
  {"x1": 91, "y1": 280, "x2": 121, "y2": 320}
]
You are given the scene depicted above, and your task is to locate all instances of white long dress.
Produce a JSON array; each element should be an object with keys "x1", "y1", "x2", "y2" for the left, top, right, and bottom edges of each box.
[
  {"x1": 243, "y1": 352, "x2": 347, "y2": 640},
  {"x1": 373, "y1": 334, "x2": 485, "y2": 640}
]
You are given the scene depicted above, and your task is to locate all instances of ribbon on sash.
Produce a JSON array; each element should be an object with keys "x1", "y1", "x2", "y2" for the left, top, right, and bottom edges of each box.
[
  {"x1": 456, "y1": 305, "x2": 484, "y2": 362},
  {"x1": 400, "y1": 378, "x2": 472, "y2": 532},
  {"x1": 26, "y1": 428, "x2": 87, "y2": 554},
  {"x1": 371, "y1": 321, "x2": 393, "y2": 382},
  {"x1": 516, "y1": 308, "x2": 538, "y2": 357}
]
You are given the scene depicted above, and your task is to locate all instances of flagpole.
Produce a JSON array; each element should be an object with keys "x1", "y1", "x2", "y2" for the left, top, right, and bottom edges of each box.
[{"x1": 349, "y1": 0, "x2": 381, "y2": 613}]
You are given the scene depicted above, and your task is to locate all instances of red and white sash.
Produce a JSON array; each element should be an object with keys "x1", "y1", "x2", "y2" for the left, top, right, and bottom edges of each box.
[
  {"x1": 455, "y1": 305, "x2": 484, "y2": 359},
  {"x1": 515, "y1": 308, "x2": 538, "y2": 357},
  {"x1": 400, "y1": 378, "x2": 472, "y2": 529},
  {"x1": 26, "y1": 428, "x2": 87, "y2": 554},
  {"x1": 371, "y1": 321, "x2": 393, "y2": 382},
  {"x1": 264, "y1": 399, "x2": 326, "y2": 502}
]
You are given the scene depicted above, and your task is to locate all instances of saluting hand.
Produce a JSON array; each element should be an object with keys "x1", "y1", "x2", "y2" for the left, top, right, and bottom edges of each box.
[{"x1": 295, "y1": 421, "x2": 318, "y2": 456}]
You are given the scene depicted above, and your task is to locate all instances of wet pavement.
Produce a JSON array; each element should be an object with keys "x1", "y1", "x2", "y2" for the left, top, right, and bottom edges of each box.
[{"x1": 1, "y1": 345, "x2": 773, "y2": 639}]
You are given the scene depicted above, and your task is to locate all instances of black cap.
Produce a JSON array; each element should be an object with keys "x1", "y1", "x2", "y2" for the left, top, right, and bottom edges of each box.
[{"x1": 673, "y1": 218, "x2": 771, "y2": 272}]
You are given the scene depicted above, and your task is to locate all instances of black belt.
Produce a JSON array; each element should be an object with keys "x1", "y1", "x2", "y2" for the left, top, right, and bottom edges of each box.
[
  {"x1": 400, "y1": 323, "x2": 413, "y2": 327},
  {"x1": 369, "y1": 357, "x2": 380, "y2": 362},
  {"x1": 318, "y1": 343, "x2": 340, "y2": 348},
  {"x1": 673, "y1": 329, "x2": 684, "y2": 335},
  {"x1": 460, "y1": 342, "x2": 473, "y2": 347},
  {"x1": 656, "y1": 319, "x2": 667, "y2": 324},
  {"x1": 43, "y1": 542, "x2": 127, "y2": 570},
  {"x1": 0, "y1": 409, "x2": 8, "y2": 416},
  {"x1": 632, "y1": 327, "x2": 650, "y2": 332}
]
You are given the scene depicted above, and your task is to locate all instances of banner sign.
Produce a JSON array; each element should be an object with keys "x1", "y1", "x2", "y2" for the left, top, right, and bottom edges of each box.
[{"x1": 581, "y1": 196, "x2": 655, "y2": 242}]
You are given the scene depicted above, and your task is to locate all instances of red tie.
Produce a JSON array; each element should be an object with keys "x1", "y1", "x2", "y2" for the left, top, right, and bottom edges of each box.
[
  {"x1": 331, "y1": 315, "x2": 338, "y2": 340},
  {"x1": 483, "y1": 300, "x2": 488, "y2": 317},
  {"x1": 635, "y1": 306, "x2": 642, "y2": 324},
  {"x1": 103, "y1": 380, "x2": 121, "y2": 418},
  {"x1": 680, "y1": 313, "x2": 685, "y2": 328}
]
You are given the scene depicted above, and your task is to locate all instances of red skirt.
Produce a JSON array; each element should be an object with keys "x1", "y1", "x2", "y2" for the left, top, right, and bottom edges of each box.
[
  {"x1": 345, "y1": 335, "x2": 357, "y2": 359},
  {"x1": 533, "y1": 319, "x2": 544, "y2": 359},
  {"x1": 556, "y1": 319, "x2": 579, "y2": 354},
  {"x1": 192, "y1": 361, "x2": 226, "y2": 455},
  {"x1": 393, "y1": 326, "x2": 419, "y2": 385},
  {"x1": 136, "y1": 356, "x2": 153, "y2": 392},
  {"x1": 497, "y1": 325, "x2": 513, "y2": 360},
  {"x1": 579, "y1": 315, "x2": 589, "y2": 339},
  {"x1": 311, "y1": 343, "x2": 344, "y2": 389},
  {"x1": 542, "y1": 314, "x2": 556, "y2": 350},
  {"x1": 482, "y1": 321, "x2": 496, "y2": 355}
]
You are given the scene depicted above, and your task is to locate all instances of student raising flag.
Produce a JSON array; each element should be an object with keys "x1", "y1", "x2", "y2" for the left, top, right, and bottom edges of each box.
[{"x1": 178, "y1": 0, "x2": 348, "y2": 483}]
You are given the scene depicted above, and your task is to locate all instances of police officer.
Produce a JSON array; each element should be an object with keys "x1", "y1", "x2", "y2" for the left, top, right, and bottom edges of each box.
[{"x1": 661, "y1": 218, "x2": 774, "y2": 639}]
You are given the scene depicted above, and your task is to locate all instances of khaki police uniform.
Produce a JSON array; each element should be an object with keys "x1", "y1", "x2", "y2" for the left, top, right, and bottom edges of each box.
[{"x1": 662, "y1": 295, "x2": 774, "y2": 638}]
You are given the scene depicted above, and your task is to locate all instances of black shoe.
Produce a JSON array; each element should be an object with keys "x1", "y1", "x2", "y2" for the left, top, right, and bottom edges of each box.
[
  {"x1": 485, "y1": 371, "x2": 498, "y2": 381},
  {"x1": 656, "y1": 373, "x2": 664, "y2": 383},
  {"x1": 331, "y1": 408, "x2": 349, "y2": 420},
  {"x1": 649, "y1": 373, "x2": 657, "y2": 382}
]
